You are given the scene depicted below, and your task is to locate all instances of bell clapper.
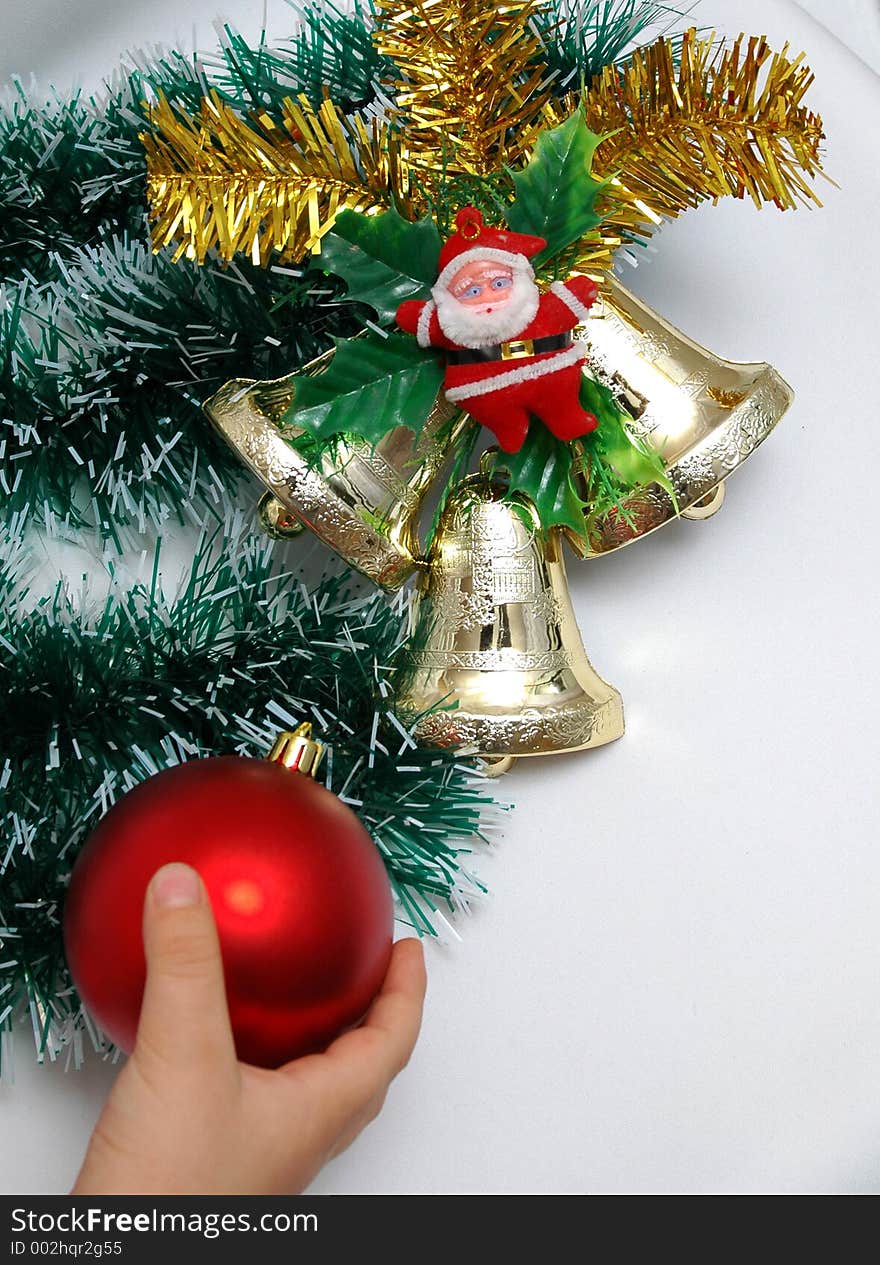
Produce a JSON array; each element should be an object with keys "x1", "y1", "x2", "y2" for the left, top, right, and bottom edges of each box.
[
  {"x1": 480, "y1": 755, "x2": 517, "y2": 778},
  {"x1": 257, "y1": 491, "x2": 305, "y2": 540},
  {"x1": 681, "y1": 481, "x2": 726, "y2": 521}
]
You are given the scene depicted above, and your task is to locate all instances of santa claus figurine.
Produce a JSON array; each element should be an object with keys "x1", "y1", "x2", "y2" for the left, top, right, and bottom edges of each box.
[{"x1": 396, "y1": 206, "x2": 599, "y2": 453}]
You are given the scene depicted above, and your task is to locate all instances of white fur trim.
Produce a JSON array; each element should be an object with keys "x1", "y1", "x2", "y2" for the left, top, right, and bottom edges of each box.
[
  {"x1": 550, "y1": 280, "x2": 594, "y2": 325},
  {"x1": 433, "y1": 247, "x2": 535, "y2": 298},
  {"x1": 444, "y1": 341, "x2": 587, "y2": 402},
  {"x1": 434, "y1": 274, "x2": 540, "y2": 348},
  {"x1": 416, "y1": 300, "x2": 436, "y2": 348}
]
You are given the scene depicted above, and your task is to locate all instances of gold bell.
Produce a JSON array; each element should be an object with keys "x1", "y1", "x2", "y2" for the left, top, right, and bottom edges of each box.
[
  {"x1": 203, "y1": 349, "x2": 466, "y2": 590},
  {"x1": 575, "y1": 277, "x2": 795, "y2": 555},
  {"x1": 394, "y1": 473, "x2": 624, "y2": 766}
]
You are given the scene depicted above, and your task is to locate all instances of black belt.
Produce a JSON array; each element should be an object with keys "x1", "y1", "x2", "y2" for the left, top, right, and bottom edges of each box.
[{"x1": 446, "y1": 332, "x2": 573, "y2": 366}]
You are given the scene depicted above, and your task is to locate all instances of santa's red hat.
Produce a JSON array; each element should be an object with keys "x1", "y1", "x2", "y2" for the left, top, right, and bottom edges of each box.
[{"x1": 433, "y1": 207, "x2": 546, "y2": 294}]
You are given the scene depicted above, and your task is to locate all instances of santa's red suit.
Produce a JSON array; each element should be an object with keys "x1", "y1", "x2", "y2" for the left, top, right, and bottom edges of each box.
[{"x1": 396, "y1": 207, "x2": 599, "y2": 453}]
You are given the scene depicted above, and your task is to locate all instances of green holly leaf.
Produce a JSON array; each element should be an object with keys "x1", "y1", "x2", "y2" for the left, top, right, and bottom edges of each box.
[
  {"x1": 579, "y1": 374, "x2": 674, "y2": 497},
  {"x1": 507, "y1": 110, "x2": 608, "y2": 270},
  {"x1": 316, "y1": 206, "x2": 442, "y2": 325},
  {"x1": 487, "y1": 423, "x2": 588, "y2": 541},
  {"x1": 281, "y1": 331, "x2": 445, "y2": 445}
]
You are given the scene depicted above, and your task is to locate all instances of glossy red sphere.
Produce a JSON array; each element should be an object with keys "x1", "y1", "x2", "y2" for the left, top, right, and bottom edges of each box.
[{"x1": 63, "y1": 757, "x2": 394, "y2": 1068}]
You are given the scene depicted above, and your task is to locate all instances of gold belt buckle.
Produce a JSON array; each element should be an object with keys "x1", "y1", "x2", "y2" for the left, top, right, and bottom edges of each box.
[{"x1": 500, "y1": 338, "x2": 535, "y2": 360}]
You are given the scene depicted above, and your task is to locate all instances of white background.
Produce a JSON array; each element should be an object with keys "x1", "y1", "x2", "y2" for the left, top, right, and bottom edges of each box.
[{"x1": 1, "y1": 0, "x2": 879, "y2": 1194}]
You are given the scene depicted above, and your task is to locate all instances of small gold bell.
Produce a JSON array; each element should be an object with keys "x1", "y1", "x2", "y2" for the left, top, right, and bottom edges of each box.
[
  {"x1": 204, "y1": 349, "x2": 466, "y2": 590},
  {"x1": 394, "y1": 473, "x2": 624, "y2": 764},
  {"x1": 575, "y1": 277, "x2": 794, "y2": 556}
]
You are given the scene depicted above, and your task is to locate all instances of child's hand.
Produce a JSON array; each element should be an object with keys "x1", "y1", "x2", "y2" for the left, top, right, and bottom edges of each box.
[{"x1": 71, "y1": 862, "x2": 426, "y2": 1194}]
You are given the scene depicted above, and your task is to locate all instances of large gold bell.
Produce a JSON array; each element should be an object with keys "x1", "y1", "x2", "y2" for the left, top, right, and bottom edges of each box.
[
  {"x1": 394, "y1": 474, "x2": 624, "y2": 763},
  {"x1": 203, "y1": 349, "x2": 465, "y2": 590},
  {"x1": 576, "y1": 277, "x2": 794, "y2": 555}
]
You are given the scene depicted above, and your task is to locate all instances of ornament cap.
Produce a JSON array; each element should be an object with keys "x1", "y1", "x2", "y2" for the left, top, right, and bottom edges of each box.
[{"x1": 267, "y1": 723, "x2": 324, "y2": 778}]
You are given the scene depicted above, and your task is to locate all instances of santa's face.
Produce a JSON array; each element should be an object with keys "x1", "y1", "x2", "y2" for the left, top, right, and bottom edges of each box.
[
  {"x1": 433, "y1": 251, "x2": 540, "y2": 348},
  {"x1": 449, "y1": 259, "x2": 515, "y2": 311}
]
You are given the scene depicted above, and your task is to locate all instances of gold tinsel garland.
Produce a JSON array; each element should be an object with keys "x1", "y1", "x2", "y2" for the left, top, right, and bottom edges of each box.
[
  {"x1": 587, "y1": 29, "x2": 826, "y2": 253},
  {"x1": 143, "y1": 91, "x2": 410, "y2": 265},
  {"x1": 373, "y1": 0, "x2": 552, "y2": 178},
  {"x1": 142, "y1": 4, "x2": 827, "y2": 272}
]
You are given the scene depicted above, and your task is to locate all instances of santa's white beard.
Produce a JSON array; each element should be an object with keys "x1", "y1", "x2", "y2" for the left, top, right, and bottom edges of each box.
[{"x1": 433, "y1": 270, "x2": 540, "y2": 348}]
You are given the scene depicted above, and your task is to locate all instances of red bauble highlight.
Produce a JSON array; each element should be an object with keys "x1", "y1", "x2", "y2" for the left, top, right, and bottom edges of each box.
[{"x1": 63, "y1": 757, "x2": 394, "y2": 1068}]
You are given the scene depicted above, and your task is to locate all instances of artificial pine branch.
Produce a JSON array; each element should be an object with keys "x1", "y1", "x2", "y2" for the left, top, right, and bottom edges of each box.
[
  {"x1": 0, "y1": 81, "x2": 146, "y2": 283},
  {"x1": 534, "y1": 0, "x2": 692, "y2": 88},
  {"x1": 1, "y1": 17, "x2": 395, "y2": 538},
  {"x1": 1, "y1": 16, "x2": 385, "y2": 287},
  {"x1": 207, "y1": 4, "x2": 392, "y2": 114},
  {"x1": 1, "y1": 235, "x2": 358, "y2": 541}
]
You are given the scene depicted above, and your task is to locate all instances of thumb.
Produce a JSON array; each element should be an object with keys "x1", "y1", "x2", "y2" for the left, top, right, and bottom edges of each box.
[{"x1": 135, "y1": 863, "x2": 237, "y2": 1073}]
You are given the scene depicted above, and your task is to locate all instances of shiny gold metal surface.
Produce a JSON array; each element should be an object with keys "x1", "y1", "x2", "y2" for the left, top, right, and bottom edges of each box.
[
  {"x1": 394, "y1": 475, "x2": 624, "y2": 758},
  {"x1": 267, "y1": 722, "x2": 324, "y2": 777},
  {"x1": 204, "y1": 352, "x2": 465, "y2": 590},
  {"x1": 680, "y1": 483, "x2": 726, "y2": 521},
  {"x1": 576, "y1": 277, "x2": 793, "y2": 556}
]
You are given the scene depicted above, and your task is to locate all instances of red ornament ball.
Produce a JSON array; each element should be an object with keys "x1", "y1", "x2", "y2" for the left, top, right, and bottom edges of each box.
[{"x1": 63, "y1": 756, "x2": 394, "y2": 1068}]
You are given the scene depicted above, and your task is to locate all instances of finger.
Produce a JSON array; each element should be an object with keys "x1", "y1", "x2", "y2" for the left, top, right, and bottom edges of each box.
[
  {"x1": 356, "y1": 937, "x2": 427, "y2": 1049},
  {"x1": 135, "y1": 863, "x2": 237, "y2": 1074},
  {"x1": 280, "y1": 938, "x2": 426, "y2": 1126}
]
